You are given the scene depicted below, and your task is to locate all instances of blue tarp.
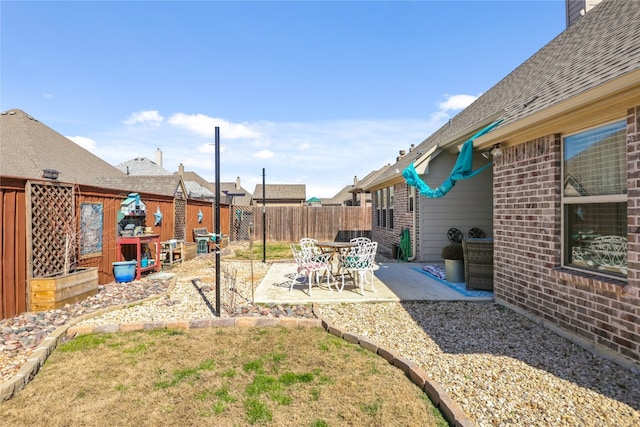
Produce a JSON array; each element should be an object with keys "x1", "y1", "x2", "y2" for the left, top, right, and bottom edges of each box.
[{"x1": 402, "y1": 120, "x2": 503, "y2": 198}]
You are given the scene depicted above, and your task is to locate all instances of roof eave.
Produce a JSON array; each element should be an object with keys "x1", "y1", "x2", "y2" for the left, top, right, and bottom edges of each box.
[{"x1": 472, "y1": 69, "x2": 640, "y2": 150}]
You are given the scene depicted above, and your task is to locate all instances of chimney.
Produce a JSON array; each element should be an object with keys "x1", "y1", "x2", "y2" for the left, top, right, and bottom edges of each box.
[
  {"x1": 236, "y1": 177, "x2": 241, "y2": 190},
  {"x1": 155, "y1": 148, "x2": 163, "y2": 167},
  {"x1": 353, "y1": 176, "x2": 358, "y2": 187},
  {"x1": 178, "y1": 163, "x2": 184, "y2": 177}
]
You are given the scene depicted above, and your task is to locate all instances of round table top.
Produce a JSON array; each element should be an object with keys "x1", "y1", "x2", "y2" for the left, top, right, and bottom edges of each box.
[{"x1": 315, "y1": 241, "x2": 357, "y2": 248}]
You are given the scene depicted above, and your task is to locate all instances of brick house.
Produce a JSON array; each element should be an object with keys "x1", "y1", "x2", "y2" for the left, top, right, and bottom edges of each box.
[{"x1": 366, "y1": 0, "x2": 640, "y2": 369}]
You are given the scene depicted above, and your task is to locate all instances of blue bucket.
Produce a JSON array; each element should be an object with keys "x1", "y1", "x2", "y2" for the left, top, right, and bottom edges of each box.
[{"x1": 113, "y1": 260, "x2": 137, "y2": 282}]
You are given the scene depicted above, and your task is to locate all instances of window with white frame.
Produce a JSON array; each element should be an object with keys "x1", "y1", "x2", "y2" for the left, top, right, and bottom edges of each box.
[
  {"x1": 388, "y1": 186, "x2": 394, "y2": 230},
  {"x1": 407, "y1": 184, "x2": 414, "y2": 212},
  {"x1": 563, "y1": 120, "x2": 627, "y2": 277},
  {"x1": 375, "y1": 189, "x2": 381, "y2": 227},
  {"x1": 381, "y1": 188, "x2": 387, "y2": 228}
]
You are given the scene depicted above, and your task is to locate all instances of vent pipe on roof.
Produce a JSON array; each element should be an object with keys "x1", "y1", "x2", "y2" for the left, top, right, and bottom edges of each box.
[
  {"x1": 396, "y1": 149, "x2": 406, "y2": 162},
  {"x1": 155, "y1": 148, "x2": 163, "y2": 167}
]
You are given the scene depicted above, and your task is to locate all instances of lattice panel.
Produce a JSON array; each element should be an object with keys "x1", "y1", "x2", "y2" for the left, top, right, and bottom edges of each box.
[
  {"x1": 175, "y1": 198, "x2": 186, "y2": 240},
  {"x1": 231, "y1": 206, "x2": 253, "y2": 241},
  {"x1": 29, "y1": 182, "x2": 76, "y2": 277}
]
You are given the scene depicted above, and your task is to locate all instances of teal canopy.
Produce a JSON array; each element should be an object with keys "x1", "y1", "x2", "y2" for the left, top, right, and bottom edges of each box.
[{"x1": 402, "y1": 119, "x2": 502, "y2": 198}]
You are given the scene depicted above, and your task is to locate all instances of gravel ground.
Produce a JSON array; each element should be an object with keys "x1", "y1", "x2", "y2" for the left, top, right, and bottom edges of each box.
[
  {"x1": 319, "y1": 302, "x2": 640, "y2": 427},
  {"x1": 2, "y1": 249, "x2": 640, "y2": 426}
]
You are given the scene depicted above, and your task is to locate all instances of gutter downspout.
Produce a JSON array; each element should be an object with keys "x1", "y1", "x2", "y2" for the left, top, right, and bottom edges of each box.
[{"x1": 408, "y1": 194, "x2": 417, "y2": 261}]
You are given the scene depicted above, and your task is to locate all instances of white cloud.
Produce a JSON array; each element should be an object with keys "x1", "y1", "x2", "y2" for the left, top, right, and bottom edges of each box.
[
  {"x1": 438, "y1": 94, "x2": 479, "y2": 112},
  {"x1": 67, "y1": 135, "x2": 96, "y2": 150},
  {"x1": 253, "y1": 150, "x2": 274, "y2": 159},
  {"x1": 123, "y1": 110, "x2": 164, "y2": 126},
  {"x1": 168, "y1": 113, "x2": 261, "y2": 139},
  {"x1": 42, "y1": 92, "x2": 54, "y2": 99},
  {"x1": 82, "y1": 99, "x2": 474, "y2": 198}
]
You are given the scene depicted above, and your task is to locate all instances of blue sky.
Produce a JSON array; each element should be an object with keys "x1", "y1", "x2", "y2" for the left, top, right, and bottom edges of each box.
[{"x1": 1, "y1": 1, "x2": 566, "y2": 198}]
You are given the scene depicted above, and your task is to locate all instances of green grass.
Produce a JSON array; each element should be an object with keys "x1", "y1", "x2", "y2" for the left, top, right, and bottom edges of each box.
[
  {"x1": 230, "y1": 242, "x2": 293, "y2": 260},
  {"x1": 57, "y1": 333, "x2": 111, "y2": 352}
]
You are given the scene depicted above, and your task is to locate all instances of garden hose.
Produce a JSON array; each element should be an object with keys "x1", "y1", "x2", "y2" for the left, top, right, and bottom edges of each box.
[{"x1": 398, "y1": 228, "x2": 412, "y2": 262}]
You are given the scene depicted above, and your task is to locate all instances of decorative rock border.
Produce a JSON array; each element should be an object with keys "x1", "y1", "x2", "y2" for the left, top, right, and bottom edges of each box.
[{"x1": 1, "y1": 297, "x2": 475, "y2": 427}]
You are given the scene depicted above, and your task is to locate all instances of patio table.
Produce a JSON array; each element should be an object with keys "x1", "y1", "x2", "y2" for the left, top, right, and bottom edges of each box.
[{"x1": 315, "y1": 241, "x2": 357, "y2": 276}]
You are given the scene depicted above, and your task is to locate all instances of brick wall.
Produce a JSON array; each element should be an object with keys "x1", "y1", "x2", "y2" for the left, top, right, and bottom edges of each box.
[
  {"x1": 372, "y1": 183, "x2": 416, "y2": 258},
  {"x1": 627, "y1": 106, "x2": 640, "y2": 288},
  {"x1": 493, "y1": 109, "x2": 640, "y2": 367}
]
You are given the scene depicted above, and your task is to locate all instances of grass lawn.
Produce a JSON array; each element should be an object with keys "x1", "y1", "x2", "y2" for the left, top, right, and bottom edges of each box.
[
  {"x1": 229, "y1": 242, "x2": 298, "y2": 261},
  {"x1": 1, "y1": 327, "x2": 448, "y2": 427}
]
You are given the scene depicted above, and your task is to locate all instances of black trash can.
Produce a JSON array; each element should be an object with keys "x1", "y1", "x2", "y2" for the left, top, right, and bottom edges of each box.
[{"x1": 391, "y1": 244, "x2": 399, "y2": 259}]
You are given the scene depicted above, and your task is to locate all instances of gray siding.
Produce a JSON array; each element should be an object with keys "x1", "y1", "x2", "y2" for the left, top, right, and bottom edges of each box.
[{"x1": 418, "y1": 152, "x2": 494, "y2": 262}]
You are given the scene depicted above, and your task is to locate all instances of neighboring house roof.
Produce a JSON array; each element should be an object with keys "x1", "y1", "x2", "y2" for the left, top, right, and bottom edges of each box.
[
  {"x1": 175, "y1": 171, "x2": 252, "y2": 205},
  {"x1": 323, "y1": 184, "x2": 356, "y2": 206},
  {"x1": 350, "y1": 165, "x2": 392, "y2": 197},
  {"x1": 252, "y1": 184, "x2": 306, "y2": 203},
  {"x1": 175, "y1": 170, "x2": 217, "y2": 200},
  {"x1": 220, "y1": 181, "x2": 253, "y2": 206},
  {"x1": 368, "y1": 0, "x2": 640, "y2": 190},
  {"x1": 183, "y1": 180, "x2": 216, "y2": 199},
  {"x1": 94, "y1": 175, "x2": 187, "y2": 198},
  {"x1": 323, "y1": 165, "x2": 391, "y2": 206},
  {"x1": 0, "y1": 109, "x2": 125, "y2": 184},
  {"x1": 117, "y1": 157, "x2": 172, "y2": 176}
]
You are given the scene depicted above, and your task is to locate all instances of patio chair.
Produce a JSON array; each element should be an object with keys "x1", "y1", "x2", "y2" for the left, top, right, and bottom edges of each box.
[
  {"x1": 299, "y1": 238, "x2": 322, "y2": 256},
  {"x1": 338, "y1": 241, "x2": 377, "y2": 295},
  {"x1": 350, "y1": 237, "x2": 371, "y2": 247},
  {"x1": 289, "y1": 243, "x2": 335, "y2": 296}
]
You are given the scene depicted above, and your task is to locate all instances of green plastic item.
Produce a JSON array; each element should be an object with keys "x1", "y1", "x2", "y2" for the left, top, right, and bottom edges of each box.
[{"x1": 398, "y1": 228, "x2": 412, "y2": 262}]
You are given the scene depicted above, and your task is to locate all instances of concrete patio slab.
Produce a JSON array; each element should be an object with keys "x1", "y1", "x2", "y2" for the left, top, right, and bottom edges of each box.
[{"x1": 254, "y1": 261, "x2": 494, "y2": 304}]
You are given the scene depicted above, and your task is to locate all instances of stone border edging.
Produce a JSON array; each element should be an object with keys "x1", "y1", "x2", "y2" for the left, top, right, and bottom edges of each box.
[
  {"x1": 1, "y1": 275, "x2": 180, "y2": 403},
  {"x1": 2, "y1": 290, "x2": 476, "y2": 427},
  {"x1": 313, "y1": 304, "x2": 476, "y2": 427}
]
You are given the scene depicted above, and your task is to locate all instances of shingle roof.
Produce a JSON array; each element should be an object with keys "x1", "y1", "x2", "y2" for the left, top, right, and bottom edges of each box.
[
  {"x1": 253, "y1": 184, "x2": 306, "y2": 201},
  {"x1": 323, "y1": 184, "x2": 356, "y2": 206},
  {"x1": 350, "y1": 165, "x2": 391, "y2": 194},
  {"x1": 117, "y1": 157, "x2": 171, "y2": 176},
  {"x1": 0, "y1": 109, "x2": 125, "y2": 184},
  {"x1": 94, "y1": 175, "x2": 185, "y2": 197},
  {"x1": 369, "y1": 0, "x2": 640, "y2": 188}
]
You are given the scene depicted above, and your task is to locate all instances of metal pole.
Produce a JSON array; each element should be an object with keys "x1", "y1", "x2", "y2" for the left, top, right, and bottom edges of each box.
[
  {"x1": 215, "y1": 126, "x2": 221, "y2": 316},
  {"x1": 262, "y1": 167, "x2": 266, "y2": 263}
]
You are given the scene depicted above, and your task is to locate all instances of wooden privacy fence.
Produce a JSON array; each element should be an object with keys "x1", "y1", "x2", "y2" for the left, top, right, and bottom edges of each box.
[
  {"x1": 248, "y1": 205, "x2": 371, "y2": 242},
  {"x1": 0, "y1": 177, "x2": 228, "y2": 319}
]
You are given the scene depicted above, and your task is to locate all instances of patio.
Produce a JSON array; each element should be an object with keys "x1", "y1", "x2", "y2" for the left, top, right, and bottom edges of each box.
[{"x1": 254, "y1": 260, "x2": 494, "y2": 304}]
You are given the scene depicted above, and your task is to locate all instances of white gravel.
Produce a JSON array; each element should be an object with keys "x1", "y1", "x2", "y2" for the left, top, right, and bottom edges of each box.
[{"x1": 318, "y1": 301, "x2": 640, "y2": 427}]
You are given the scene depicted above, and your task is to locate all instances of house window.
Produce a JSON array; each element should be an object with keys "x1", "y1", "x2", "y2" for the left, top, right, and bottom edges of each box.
[
  {"x1": 381, "y1": 188, "x2": 387, "y2": 228},
  {"x1": 388, "y1": 186, "x2": 394, "y2": 230},
  {"x1": 408, "y1": 184, "x2": 414, "y2": 212},
  {"x1": 375, "y1": 190, "x2": 382, "y2": 227},
  {"x1": 563, "y1": 120, "x2": 627, "y2": 277}
]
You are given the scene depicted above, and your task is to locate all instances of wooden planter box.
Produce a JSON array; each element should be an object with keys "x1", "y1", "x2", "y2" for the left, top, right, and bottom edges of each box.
[
  {"x1": 29, "y1": 267, "x2": 99, "y2": 311},
  {"x1": 184, "y1": 242, "x2": 197, "y2": 261}
]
